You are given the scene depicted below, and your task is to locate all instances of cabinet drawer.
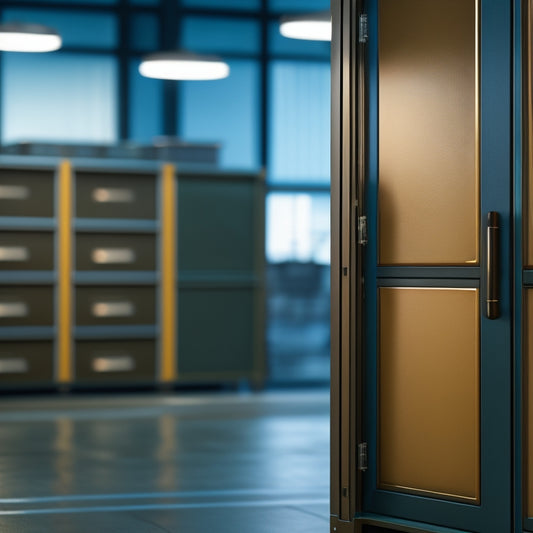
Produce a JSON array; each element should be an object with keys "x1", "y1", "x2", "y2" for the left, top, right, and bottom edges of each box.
[
  {"x1": 75, "y1": 340, "x2": 156, "y2": 382},
  {"x1": 0, "y1": 286, "x2": 54, "y2": 326},
  {"x1": 0, "y1": 168, "x2": 54, "y2": 218},
  {"x1": 76, "y1": 233, "x2": 156, "y2": 271},
  {"x1": 0, "y1": 341, "x2": 54, "y2": 384},
  {"x1": 0, "y1": 232, "x2": 54, "y2": 270},
  {"x1": 76, "y1": 286, "x2": 156, "y2": 325},
  {"x1": 75, "y1": 172, "x2": 156, "y2": 220}
]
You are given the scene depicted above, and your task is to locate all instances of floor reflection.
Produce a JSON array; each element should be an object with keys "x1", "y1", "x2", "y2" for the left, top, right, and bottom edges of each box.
[{"x1": 0, "y1": 392, "x2": 329, "y2": 532}]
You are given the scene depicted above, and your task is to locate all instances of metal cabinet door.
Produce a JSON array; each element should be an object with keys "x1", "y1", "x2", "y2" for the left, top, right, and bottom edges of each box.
[{"x1": 331, "y1": 1, "x2": 512, "y2": 532}]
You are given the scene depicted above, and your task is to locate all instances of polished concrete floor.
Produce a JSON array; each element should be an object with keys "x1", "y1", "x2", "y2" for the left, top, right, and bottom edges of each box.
[{"x1": 0, "y1": 391, "x2": 329, "y2": 532}]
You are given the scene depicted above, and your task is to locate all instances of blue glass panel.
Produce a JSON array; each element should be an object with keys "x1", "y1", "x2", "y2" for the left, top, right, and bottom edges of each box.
[
  {"x1": 129, "y1": 60, "x2": 163, "y2": 143},
  {"x1": 130, "y1": 14, "x2": 159, "y2": 51},
  {"x1": 130, "y1": 0, "x2": 158, "y2": 4},
  {"x1": 266, "y1": 191, "x2": 330, "y2": 383},
  {"x1": 269, "y1": 0, "x2": 329, "y2": 12},
  {"x1": 179, "y1": 59, "x2": 260, "y2": 170},
  {"x1": 269, "y1": 21, "x2": 330, "y2": 58},
  {"x1": 2, "y1": 53, "x2": 118, "y2": 144},
  {"x1": 181, "y1": 0, "x2": 259, "y2": 10},
  {"x1": 182, "y1": 17, "x2": 260, "y2": 54},
  {"x1": 266, "y1": 193, "x2": 330, "y2": 264},
  {"x1": 2, "y1": 9, "x2": 117, "y2": 49},
  {"x1": 268, "y1": 61, "x2": 330, "y2": 183}
]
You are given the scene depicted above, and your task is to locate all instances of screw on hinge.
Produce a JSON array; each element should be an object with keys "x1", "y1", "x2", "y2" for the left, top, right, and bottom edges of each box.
[
  {"x1": 359, "y1": 14, "x2": 368, "y2": 43},
  {"x1": 358, "y1": 442, "x2": 368, "y2": 472},
  {"x1": 358, "y1": 216, "x2": 368, "y2": 245}
]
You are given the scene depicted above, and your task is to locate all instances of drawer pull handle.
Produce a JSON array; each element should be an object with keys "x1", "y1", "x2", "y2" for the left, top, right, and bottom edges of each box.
[
  {"x1": 0, "y1": 185, "x2": 30, "y2": 200},
  {"x1": 91, "y1": 248, "x2": 136, "y2": 264},
  {"x1": 0, "y1": 302, "x2": 28, "y2": 318},
  {"x1": 92, "y1": 188, "x2": 135, "y2": 204},
  {"x1": 92, "y1": 301, "x2": 135, "y2": 318},
  {"x1": 92, "y1": 355, "x2": 135, "y2": 373},
  {"x1": 0, "y1": 246, "x2": 29, "y2": 262},
  {"x1": 0, "y1": 357, "x2": 28, "y2": 374}
]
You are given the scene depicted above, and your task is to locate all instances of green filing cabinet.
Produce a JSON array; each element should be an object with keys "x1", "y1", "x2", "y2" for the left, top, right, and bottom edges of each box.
[
  {"x1": 0, "y1": 162, "x2": 57, "y2": 388},
  {"x1": 0, "y1": 157, "x2": 265, "y2": 389},
  {"x1": 72, "y1": 164, "x2": 160, "y2": 386},
  {"x1": 177, "y1": 170, "x2": 265, "y2": 385}
]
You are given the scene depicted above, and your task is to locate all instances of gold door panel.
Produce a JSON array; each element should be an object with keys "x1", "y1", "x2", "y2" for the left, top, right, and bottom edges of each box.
[
  {"x1": 379, "y1": 287, "x2": 480, "y2": 503},
  {"x1": 378, "y1": 0, "x2": 479, "y2": 265},
  {"x1": 526, "y1": 0, "x2": 533, "y2": 267},
  {"x1": 526, "y1": 290, "x2": 533, "y2": 516}
]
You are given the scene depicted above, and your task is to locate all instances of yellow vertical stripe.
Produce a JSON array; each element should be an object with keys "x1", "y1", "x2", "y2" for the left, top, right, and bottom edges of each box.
[
  {"x1": 161, "y1": 164, "x2": 177, "y2": 382},
  {"x1": 58, "y1": 160, "x2": 72, "y2": 383}
]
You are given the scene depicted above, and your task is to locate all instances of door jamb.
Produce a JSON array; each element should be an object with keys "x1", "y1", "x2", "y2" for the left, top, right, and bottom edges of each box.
[{"x1": 331, "y1": 0, "x2": 364, "y2": 530}]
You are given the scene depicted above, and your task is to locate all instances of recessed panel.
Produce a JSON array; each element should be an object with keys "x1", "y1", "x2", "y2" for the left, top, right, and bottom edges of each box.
[
  {"x1": 378, "y1": 0, "x2": 479, "y2": 265},
  {"x1": 0, "y1": 169, "x2": 54, "y2": 217},
  {"x1": 178, "y1": 288, "x2": 255, "y2": 376},
  {"x1": 76, "y1": 233, "x2": 156, "y2": 271},
  {"x1": 0, "y1": 286, "x2": 54, "y2": 327},
  {"x1": 0, "y1": 232, "x2": 54, "y2": 271},
  {"x1": 178, "y1": 176, "x2": 256, "y2": 271},
  {"x1": 527, "y1": 4, "x2": 533, "y2": 267},
  {"x1": 379, "y1": 287, "x2": 480, "y2": 502},
  {"x1": 0, "y1": 341, "x2": 54, "y2": 384},
  {"x1": 75, "y1": 172, "x2": 156, "y2": 220},
  {"x1": 75, "y1": 286, "x2": 156, "y2": 326},
  {"x1": 75, "y1": 340, "x2": 156, "y2": 383},
  {"x1": 526, "y1": 290, "x2": 533, "y2": 516}
]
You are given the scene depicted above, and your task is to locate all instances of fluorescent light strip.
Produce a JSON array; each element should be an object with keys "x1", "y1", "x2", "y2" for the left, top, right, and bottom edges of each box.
[
  {"x1": 279, "y1": 12, "x2": 332, "y2": 42},
  {"x1": 280, "y1": 19, "x2": 331, "y2": 41},
  {"x1": 0, "y1": 24, "x2": 61, "y2": 52},
  {"x1": 139, "y1": 52, "x2": 230, "y2": 81}
]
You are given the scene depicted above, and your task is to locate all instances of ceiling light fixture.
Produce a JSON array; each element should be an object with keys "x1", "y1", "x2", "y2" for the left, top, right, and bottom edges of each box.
[
  {"x1": 139, "y1": 51, "x2": 230, "y2": 81},
  {"x1": 279, "y1": 11, "x2": 331, "y2": 42},
  {"x1": 0, "y1": 22, "x2": 62, "y2": 53}
]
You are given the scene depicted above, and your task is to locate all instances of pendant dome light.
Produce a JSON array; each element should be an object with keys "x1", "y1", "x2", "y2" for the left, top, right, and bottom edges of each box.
[
  {"x1": 279, "y1": 11, "x2": 331, "y2": 42},
  {"x1": 0, "y1": 22, "x2": 62, "y2": 53},
  {"x1": 139, "y1": 51, "x2": 230, "y2": 81}
]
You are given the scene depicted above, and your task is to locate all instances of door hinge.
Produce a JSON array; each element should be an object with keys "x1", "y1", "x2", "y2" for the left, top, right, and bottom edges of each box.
[
  {"x1": 359, "y1": 14, "x2": 368, "y2": 43},
  {"x1": 358, "y1": 442, "x2": 368, "y2": 472},
  {"x1": 358, "y1": 215, "x2": 367, "y2": 246}
]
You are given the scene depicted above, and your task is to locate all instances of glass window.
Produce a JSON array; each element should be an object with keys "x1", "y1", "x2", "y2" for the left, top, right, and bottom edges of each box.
[
  {"x1": 266, "y1": 193, "x2": 330, "y2": 265},
  {"x1": 266, "y1": 192, "x2": 330, "y2": 383},
  {"x1": 269, "y1": 0, "x2": 329, "y2": 12},
  {"x1": 2, "y1": 9, "x2": 118, "y2": 49},
  {"x1": 130, "y1": 13, "x2": 159, "y2": 51},
  {"x1": 181, "y1": 0, "x2": 260, "y2": 10},
  {"x1": 128, "y1": 60, "x2": 163, "y2": 143},
  {"x1": 182, "y1": 17, "x2": 260, "y2": 55},
  {"x1": 179, "y1": 59, "x2": 260, "y2": 170},
  {"x1": 269, "y1": 21, "x2": 330, "y2": 58},
  {"x1": 268, "y1": 60, "x2": 331, "y2": 184},
  {"x1": 2, "y1": 53, "x2": 118, "y2": 145}
]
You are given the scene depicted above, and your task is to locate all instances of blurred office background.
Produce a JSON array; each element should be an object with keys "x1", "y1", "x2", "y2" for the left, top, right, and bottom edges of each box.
[
  {"x1": 0, "y1": 0, "x2": 330, "y2": 388},
  {"x1": 0, "y1": 4, "x2": 331, "y2": 529}
]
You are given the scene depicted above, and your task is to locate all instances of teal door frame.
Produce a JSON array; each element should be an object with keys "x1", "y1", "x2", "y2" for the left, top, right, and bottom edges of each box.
[
  {"x1": 362, "y1": 1, "x2": 512, "y2": 531},
  {"x1": 514, "y1": 2, "x2": 524, "y2": 532}
]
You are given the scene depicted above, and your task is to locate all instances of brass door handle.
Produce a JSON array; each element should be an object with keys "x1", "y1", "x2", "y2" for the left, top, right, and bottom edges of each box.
[{"x1": 486, "y1": 211, "x2": 500, "y2": 319}]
